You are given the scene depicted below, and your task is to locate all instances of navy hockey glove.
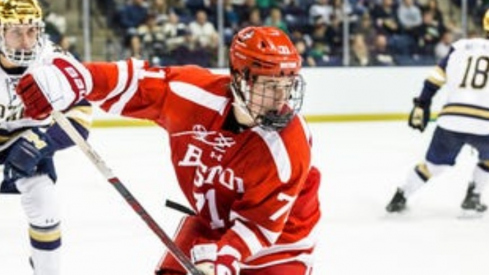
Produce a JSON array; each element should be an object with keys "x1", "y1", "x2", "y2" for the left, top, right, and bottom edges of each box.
[
  {"x1": 4, "y1": 128, "x2": 56, "y2": 182},
  {"x1": 408, "y1": 97, "x2": 430, "y2": 132}
]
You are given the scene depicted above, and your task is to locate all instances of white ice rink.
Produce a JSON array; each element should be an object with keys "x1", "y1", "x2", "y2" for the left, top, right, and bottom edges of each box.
[{"x1": 1, "y1": 121, "x2": 488, "y2": 275}]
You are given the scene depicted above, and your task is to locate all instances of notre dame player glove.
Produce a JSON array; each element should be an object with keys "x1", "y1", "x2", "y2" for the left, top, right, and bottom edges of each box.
[
  {"x1": 408, "y1": 97, "x2": 431, "y2": 132},
  {"x1": 4, "y1": 128, "x2": 56, "y2": 182}
]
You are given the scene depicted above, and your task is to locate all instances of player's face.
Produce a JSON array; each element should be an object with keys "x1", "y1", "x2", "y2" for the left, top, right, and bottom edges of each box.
[
  {"x1": 3, "y1": 24, "x2": 40, "y2": 52},
  {"x1": 249, "y1": 75, "x2": 295, "y2": 119}
]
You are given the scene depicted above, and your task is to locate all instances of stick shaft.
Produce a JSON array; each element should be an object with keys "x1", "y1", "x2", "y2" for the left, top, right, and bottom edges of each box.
[{"x1": 52, "y1": 112, "x2": 203, "y2": 275}]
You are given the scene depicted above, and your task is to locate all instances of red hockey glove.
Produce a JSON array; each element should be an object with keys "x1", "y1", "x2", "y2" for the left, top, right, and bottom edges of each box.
[
  {"x1": 16, "y1": 54, "x2": 92, "y2": 119},
  {"x1": 191, "y1": 244, "x2": 240, "y2": 275}
]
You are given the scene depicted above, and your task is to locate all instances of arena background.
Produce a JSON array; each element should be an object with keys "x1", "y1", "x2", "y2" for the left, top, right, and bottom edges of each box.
[{"x1": 1, "y1": 1, "x2": 487, "y2": 275}]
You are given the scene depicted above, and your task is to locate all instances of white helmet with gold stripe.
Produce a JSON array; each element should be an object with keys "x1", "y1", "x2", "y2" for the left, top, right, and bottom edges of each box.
[{"x1": 0, "y1": 0, "x2": 44, "y2": 66}]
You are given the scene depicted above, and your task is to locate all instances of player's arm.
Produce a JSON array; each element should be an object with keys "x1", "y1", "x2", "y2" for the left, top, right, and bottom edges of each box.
[
  {"x1": 15, "y1": 55, "x2": 169, "y2": 121},
  {"x1": 408, "y1": 47, "x2": 452, "y2": 132},
  {"x1": 192, "y1": 162, "x2": 310, "y2": 275},
  {"x1": 4, "y1": 99, "x2": 93, "y2": 182},
  {"x1": 45, "y1": 98, "x2": 92, "y2": 150},
  {"x1": 3, "y1": 55, "x2": 94, "y2": 182}
]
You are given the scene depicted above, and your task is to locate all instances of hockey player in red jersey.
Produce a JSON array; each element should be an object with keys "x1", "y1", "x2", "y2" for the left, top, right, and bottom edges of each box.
[{"x1": 15, "y1": 26, "x2": 321, "y2": 275}]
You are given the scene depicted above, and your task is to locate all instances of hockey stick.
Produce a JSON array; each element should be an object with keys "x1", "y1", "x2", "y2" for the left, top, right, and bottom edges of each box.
[{"x1": 51, "y1": 111, "x2": 204, "y2": 275}]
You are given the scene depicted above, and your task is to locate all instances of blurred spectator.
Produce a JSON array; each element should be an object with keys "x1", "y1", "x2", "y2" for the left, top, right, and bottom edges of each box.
[
  {"x1": 256, "y1": 0, "x2": 280, "y2": 11},
  {"x1": 416, "y1": 10, "x2": 442, "y2": 57},
  {"x1": 44, "y1": 8, "x2": 66, "y2": 34},
  {"x1": 44, "y1": 5, "x2": 66, "y2": 43},
  {"x1": 444, "y1": 16, "x2": 463, "y2": 41},
  {"x1": 162, "y1": 12, "x2": 190, "y2": 52},
  {"x1": 57, "y1": 35, "x2": 81, "y2": 61},
  {"x1": 307, "y1": 15, "x2": 341, "y2": 56},
  {"x1": 223, "y1": 0, "x2": 240, "y2": 43},
  {"x1": 136, "y1": 12, "x2": 166, "y2": 63},
  {"x1": 421, "y1": 0, "x2": 445, "y2": 32},
  {"x1": 264, "y1": 7, "x2": 289, "y2": 33},
  {"x1": 151, "y1": 0, "x2": 169, "y2": 24},
  {"x1": 350, "y1": 0, "x2": 369, "y2": 15},
  {"x1": 240, "y1": 7, "x2": 263, "y2": 28},
  {"x1": 119, "y1": 0, "x2": 149, "y2": 45},
  {"x1": 294, "y1": 39, "x2": 316, "y2": 67},
  {"x1": 349, "y1": 34, "x2": 372, "y2": 66},
  {"x1": 188, "y1": 10, "x2": 219, "y2": 50},
  {"x1": 282, "y1": 1, "x2": 308, "y2": 33},
  {"x1": 353, "y1": 12, "x2": 377, "y2": 48},
  {"x1": 168, "y1": 0, "x2": 193, "y2": 21},
  {"x1": 434, "y1": 30, "x2": 453, "y2": 61},
  {"x1": 331, "y1": 0, "x2": 358, "y2": 28},
  {"x1": 371, "y1": 33, "x2": 396, "y2": 65},
  {"x1": 309, "y1": 0, "x2": 334, "y2": 25},
  {"x1": 370, "y1": 0, "x2": 400, "y2": 35},
  {"x1": 397, "y1": 0, "x2": 422, "y2": 36},
  {"x1": 309, "y1": 40, "x2": 334, "y2": 66},
  {"x1": 236, "y1": 0, "x2": 258, "y2": 25}
]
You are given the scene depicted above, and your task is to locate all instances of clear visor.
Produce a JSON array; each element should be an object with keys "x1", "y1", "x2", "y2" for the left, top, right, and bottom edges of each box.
[
  {"x1": 245, "y1": 74, "x2": 305, "y2": 131},
  {"x1": 0, "y1": 22, "x2": 44, "y2": 66}
]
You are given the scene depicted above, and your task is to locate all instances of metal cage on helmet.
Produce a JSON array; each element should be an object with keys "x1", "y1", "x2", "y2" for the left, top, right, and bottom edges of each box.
[
  {"x1": 0, "y1": 0, "x2": 45, "y2": 66},
  {"x1": 229, "y1": 26, "x2": 305, "y2": 131}
]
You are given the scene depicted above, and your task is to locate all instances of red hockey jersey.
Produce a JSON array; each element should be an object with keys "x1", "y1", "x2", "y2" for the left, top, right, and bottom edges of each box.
[{"x1": 85, "y1": 59, "x2": 321, "y2": 268}]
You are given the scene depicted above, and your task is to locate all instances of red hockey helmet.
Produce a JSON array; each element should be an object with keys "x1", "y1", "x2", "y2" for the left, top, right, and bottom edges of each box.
[
  {"x1": 229, "y1": 27, "x2": 305, "y2": 131},
  {"x1": 230, "y1": 26, "x2": 301, "y2": 77}
]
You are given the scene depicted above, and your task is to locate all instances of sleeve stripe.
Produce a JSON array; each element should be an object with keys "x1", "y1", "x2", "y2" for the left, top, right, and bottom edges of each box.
[
  {"x1": 257, "y1": 224, "x2": 280, "y2": 244},
  {"x1": 245, "y1": 225, "x2": 318, "y2": 262},
  {"x1": 108, "y1": 59, "x2": 146, "y2": 115},
  {"x1": 169, "y1": 81, "x2": 230, "y2": 114},
  {"x1": 229, "y1": 211, "x2": 280, "y2": 244},
  {"x1": 427, "y1": 66, "x2": 446, "y2": 86},
  {"x1": 232, "y1": 220, "x2": 264, "y2": 255},
  {"x1": 252, "y1": 127, "x2": 291, "y2": 183},
  {"x1": 92, "y1": 60, "x2": 129, "y2": 106},
  {"x1": 64, "y1": 106, "x2": 93, "y2": 129}
]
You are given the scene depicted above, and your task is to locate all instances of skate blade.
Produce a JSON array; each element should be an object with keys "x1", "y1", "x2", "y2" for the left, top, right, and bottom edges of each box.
[{"x1": 457, "y1": 209, "x2": 485, "y2": 219}]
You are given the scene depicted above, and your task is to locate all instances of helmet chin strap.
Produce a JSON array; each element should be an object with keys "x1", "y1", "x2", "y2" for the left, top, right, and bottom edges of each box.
[{"x1": 230, "y1": 83, "x2": 255, "y2": 127}]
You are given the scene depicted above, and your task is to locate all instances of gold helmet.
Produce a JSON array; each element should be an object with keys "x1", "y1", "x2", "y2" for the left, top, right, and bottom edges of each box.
[
  {"x1": 0, "y1": 0, "x2": 45, "y2": 66},
  {"x1": 484, "y1": 9, "x2": 489, "y2": 33}
]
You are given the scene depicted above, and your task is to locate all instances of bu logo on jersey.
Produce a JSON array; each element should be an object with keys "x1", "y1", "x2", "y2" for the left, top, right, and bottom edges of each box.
[
  {"x1": 173, "y1": 124, "x2": 235, "y2": 152},
  {"x1": 175, "y1": 125, "x2": 244, "y2": 192}
]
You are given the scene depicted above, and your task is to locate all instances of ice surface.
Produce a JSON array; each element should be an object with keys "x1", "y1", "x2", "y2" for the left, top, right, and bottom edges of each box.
[{"x1": 0, "y1": 122, "x2": 488, "y2": 275}]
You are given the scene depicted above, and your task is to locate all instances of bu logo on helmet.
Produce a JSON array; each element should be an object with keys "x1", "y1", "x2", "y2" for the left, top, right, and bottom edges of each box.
[{"x1": 277, "y1": 46, "x2": 291, "y2": 54}]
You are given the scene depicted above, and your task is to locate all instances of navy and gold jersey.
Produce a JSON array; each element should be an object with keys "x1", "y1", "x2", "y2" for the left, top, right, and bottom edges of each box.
[{"x1": 0, "y1": 39, "x2": 92, "y2": 150}]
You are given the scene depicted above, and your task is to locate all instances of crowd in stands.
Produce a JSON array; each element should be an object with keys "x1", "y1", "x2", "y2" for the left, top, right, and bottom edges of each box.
[{"x1": 43, "y1": 0, "x2": 489, "y2": 67}]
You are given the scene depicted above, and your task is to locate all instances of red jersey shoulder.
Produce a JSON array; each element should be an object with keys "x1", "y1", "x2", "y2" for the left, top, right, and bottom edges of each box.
[
  {"x1": 244, "y1": 116, "x2": 312, "y2": 187},
  {"x1": 157, "y1": 66, "x2": 232, "y2": 133},
  {"x1": 165, "y1": 65, "x2": 231, "y2": 97}
]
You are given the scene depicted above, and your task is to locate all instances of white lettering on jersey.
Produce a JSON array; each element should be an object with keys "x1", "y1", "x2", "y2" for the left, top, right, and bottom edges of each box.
[
  {"x1": 176, "y1": 125, "x2": 243, "y2": 229},
  {"x1": 178, "y1": 143, "x2": 244, "y2": 192}
]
